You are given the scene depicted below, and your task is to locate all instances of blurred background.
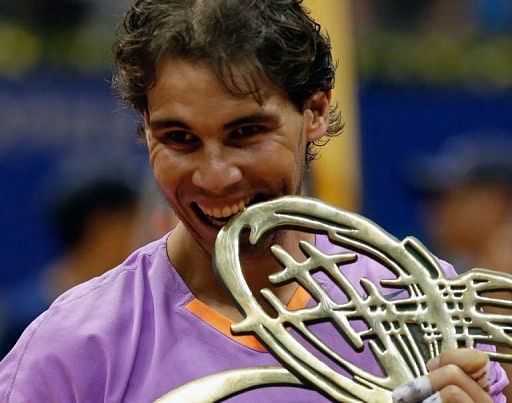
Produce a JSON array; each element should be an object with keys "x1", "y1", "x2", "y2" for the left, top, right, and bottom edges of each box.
[
  {"x1": 0, "y1": 0, "x2": 180, "y2": 355},
  {"x1": 0, "y1": 0, "x2": 511, "y2": 367}
]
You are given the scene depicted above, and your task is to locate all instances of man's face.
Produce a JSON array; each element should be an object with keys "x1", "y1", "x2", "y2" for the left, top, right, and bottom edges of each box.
[
  {"x1": 427, "y1": 183, "x2": 509, "y2": 256},
  {"x1": 145, "y1": 58, "x2": 327, "y2": 254}
]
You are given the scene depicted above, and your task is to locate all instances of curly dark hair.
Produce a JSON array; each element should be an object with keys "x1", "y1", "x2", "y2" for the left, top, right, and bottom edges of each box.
[{"x1": 112, "y1": 0, "x2": 343, "y2": 163}]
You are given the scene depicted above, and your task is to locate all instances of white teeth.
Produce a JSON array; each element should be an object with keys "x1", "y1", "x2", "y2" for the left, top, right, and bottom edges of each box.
[
  {"x1": 206, "y1": 216, "x2": 225, "y2": 227},
  {"x1": 198, "y1": 196, "x2": 253, "y2": 219},
  {"x1": 236, "y1": 200, "x2": 245, "y2": 214}
]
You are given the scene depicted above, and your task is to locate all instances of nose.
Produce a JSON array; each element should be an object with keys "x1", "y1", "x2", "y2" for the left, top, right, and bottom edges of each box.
[{"x1": 192, "y1": 145, "x2": 243, "y2": 194}]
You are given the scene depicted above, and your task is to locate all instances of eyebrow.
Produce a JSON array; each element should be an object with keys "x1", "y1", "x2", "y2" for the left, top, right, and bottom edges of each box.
[
  {"x1": 149, "y1": 119, "x2": 190, "y2": 132},
  {"x1": 149, "y1": 112, "x2": 280, "y2": 132},
  {"x1": 223, "y1": 113, "x2": 280, "y2": 130}
]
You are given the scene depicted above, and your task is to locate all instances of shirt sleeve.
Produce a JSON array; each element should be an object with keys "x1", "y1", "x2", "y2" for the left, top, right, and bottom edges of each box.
[
  {"x1": 0, "y1": 307, "x2": 107, "y2": 402},
  {"x1": 489, "y1": 360, "x2": 509, "y2": 403},
  {"x1": 0, "y1": 312, "x2": 71, "y2": 402}
]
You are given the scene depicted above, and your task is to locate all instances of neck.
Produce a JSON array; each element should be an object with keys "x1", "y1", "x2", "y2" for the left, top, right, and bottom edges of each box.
[{"x1": 167, "y1": 223, "x2": 313, "y2": 321}]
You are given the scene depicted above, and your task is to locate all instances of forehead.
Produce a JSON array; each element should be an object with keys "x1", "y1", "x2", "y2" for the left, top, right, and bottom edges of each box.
[{"x1": 148, "y1": 57, "x2": 288, "y2": 113}]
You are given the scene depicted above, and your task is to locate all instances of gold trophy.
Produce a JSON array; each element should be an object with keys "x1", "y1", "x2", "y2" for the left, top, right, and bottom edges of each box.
[{"x1": 157, "y1": 197, "x2": 512, "y2": 402}]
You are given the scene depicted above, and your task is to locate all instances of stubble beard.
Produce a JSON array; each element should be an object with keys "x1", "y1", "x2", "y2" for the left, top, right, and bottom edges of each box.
[{"x1": 238, "y1": 165, "x2": 307, "y2": 267}]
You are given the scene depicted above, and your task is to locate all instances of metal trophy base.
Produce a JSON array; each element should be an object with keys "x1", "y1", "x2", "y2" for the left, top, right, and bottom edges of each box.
[{"x1": 157, "y1": 196, "x2": 512, "y2": 402}]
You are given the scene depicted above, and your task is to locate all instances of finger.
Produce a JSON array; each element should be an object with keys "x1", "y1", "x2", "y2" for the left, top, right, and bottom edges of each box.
[
  {"x1": 426, "y1": 348, "x2": 488, "y2": 374},
  {"x1": 392, "y1": 375, "x2": 432, "y2": 403},
  {"x1": 422, "y1": 391, "x2": 442, "y2": 403},
  {"x1": 436, "y1": 385, "x2": 472, "y2": 403},
  {"x1": 428, "y1": 364, "x2": 492, "y2": 403},
  {"x1": 469, "y1": 361, "x2": 490, "y2": 391}
]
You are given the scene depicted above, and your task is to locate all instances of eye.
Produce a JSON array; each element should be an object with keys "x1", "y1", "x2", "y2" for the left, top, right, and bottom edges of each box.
[
  {"x1": 231, "y1": 125, "x2": 267, "y2": 138},
  {"x1": 158, "y1": 130, "x2": 199, "y2": 148}
]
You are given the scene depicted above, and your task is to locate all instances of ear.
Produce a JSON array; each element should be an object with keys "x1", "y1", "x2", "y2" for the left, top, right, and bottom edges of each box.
[
  {"x1": 143, "y1": 112, "x2": 151, "y2": 144},
  {"x1": 303, "y1": 90, "x2": 331, "y2": 142}
]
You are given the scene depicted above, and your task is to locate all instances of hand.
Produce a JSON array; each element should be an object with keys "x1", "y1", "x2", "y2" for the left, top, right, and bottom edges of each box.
[{"x1": 392, "y1": 348, "x2": 491, "y2": 403}]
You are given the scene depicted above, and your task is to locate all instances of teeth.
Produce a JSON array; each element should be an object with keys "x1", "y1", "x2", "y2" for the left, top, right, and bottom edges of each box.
[
  {"x1": 198, "y1": 196, "x2": 253, "y2": 219},
  {"x1": 235, "y1": 200, "x2": 244, "y2": 214},
  {"x1": 206, "y1": 216, "x2": 226, "y2": 227}
]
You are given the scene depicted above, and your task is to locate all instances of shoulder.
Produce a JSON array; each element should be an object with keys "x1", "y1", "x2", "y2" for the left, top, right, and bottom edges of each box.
[
  {"x1": 40, "y1": 237, "x2": 165, "y2": 319},
  {"x1": 315, "y1": 233, "x2": 457, "y2": 279},
  {"x1": 314, "y1": 233, "x2": 459, "y2": 302},
  {"x1": 49, "y1": 234, "x2": 188, "y2": 311},
  {"x1": 0, "y1": 234, "x2": 189, "y2": 401}
]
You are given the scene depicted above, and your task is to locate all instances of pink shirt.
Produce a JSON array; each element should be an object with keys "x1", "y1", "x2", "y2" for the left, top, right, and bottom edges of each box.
[{"x1": 0, "y1": 234, "x2": 508, "y2": 402}]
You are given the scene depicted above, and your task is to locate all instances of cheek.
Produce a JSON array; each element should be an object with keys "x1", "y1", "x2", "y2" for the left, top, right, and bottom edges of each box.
[
  {"x1": 252, "y1": 137, "x2": 305, "y2": 169},
  {"x1": 246, "y1": 143, "x2": 305, "y2": 197},
  {"x1": 150, "y1": 149, "x2": 182, "y2": 193},
  {"x1": 248, "y1": 146, "x2": 299, "y2": 185}
]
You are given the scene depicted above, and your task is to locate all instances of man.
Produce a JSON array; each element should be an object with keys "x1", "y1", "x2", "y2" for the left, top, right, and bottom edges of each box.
[
  {"x1": 0, "y1": 1, "x2": 507, "y2": 401},
  {"x1": 410, "y1": 134, "x2": 512, "y2": 401},
  {"x1": 411, "y1": 135, "x2": 512, "y2": 273},
  {"x1": 0, "y1": 164, "x2": 142, "y2": 358}
]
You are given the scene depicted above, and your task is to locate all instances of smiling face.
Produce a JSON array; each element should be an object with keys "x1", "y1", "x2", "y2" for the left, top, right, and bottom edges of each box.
[{"x1": 145, "y1": 58, "x2": 328, "y2": 256}]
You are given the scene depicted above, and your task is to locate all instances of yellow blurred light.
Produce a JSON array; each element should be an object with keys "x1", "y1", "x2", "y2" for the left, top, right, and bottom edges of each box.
[
  {"x1": 0, "y1": 21, "x2": 42, "y2": 77},
  {"x1": 304, "y1": 0, "x2": 361, "y2": 211}
]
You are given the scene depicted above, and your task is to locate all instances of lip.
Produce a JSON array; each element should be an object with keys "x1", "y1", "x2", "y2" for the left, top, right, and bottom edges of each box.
[
  {"x1": 174, "y1": 190, "x2": 278, "y2": 254},
  {"x1": 191, "y1": 196, "x2": 251, "y2": 230},
  {"x1": 190, "y1": 192, "x2": 272, "y2": 230},
  {"x1": 194, "y1": 193, "x2": 253, "y2": 208},
  {"x1": 196, "y1": 195, "x2": 253, "y2": 218}
]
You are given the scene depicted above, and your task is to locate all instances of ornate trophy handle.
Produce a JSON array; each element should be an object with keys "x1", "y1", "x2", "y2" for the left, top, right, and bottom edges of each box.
[{"x1": 157, "y1": 196, "x2": 512, "y2": 402}]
